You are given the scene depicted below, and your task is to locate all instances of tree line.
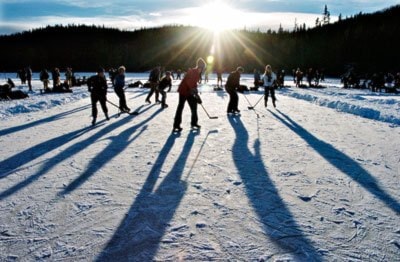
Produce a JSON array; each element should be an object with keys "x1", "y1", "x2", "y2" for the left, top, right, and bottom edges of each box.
[{"x1": 0, "y1": 5, "x2": 399, "y2": 76}]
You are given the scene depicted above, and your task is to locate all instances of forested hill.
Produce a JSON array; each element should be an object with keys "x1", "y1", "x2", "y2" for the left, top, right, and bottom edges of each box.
[{"x1": 0, "y1": 5, "x2": 399, "y2": 75}]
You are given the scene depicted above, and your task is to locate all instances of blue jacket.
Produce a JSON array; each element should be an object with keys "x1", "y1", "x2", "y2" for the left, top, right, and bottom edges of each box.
[{"x1": 114, "y1": 74, "x2": 125, "y2": 89}]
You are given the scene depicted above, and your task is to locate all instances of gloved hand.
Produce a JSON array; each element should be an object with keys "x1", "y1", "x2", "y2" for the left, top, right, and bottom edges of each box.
[{"x1": 195, "y1": 94, "x2": 202, "y2": 104}]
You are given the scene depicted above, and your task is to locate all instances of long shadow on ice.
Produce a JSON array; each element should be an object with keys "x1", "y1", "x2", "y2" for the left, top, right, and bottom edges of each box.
[
  {"x1": 96, "y1": 131, "x2": 199, "y2": 261},
  {"x1": 0, "y1": 125, "x2": 93, "y2": 180},
  {"x1": 0, "y1": 105, "x2": 90, "y2": 137},
  {"x1": 59, "y1": 107, "x2": 162, "y2": 195},
  {"x1": 271, "y1": 110, "x2": 400, "y2": 214},
  {"x1": 0, "y1": 105, "x2": 154, "y2": 200},
  {"x1": 228, "y1": 116, "x2": 322, "y2": 261}
]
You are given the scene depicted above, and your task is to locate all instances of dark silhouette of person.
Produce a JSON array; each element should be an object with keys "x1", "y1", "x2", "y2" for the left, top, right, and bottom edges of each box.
[
  {"x1": 173, "y1": 58, "x2": 206, "y2": 132},
  {"x1": 158, "y1": 71, "x2": 172, "y2": 108},
  {"x1": 225, "y1": 66, "x2": 244, "y2": 114},
  {"x1": 87, "y1": 67, "x2": 109, "y2": 125},
  {"x1": 145, "y1": 66, "x2": 161, "y2": 103}
]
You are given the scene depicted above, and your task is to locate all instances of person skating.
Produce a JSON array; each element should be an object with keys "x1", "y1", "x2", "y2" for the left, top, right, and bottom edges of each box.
[
  {"x1": 113, "y1": 65, "x2": 130, "y2": 113},
  {"x1": 262, "y1": 65, "x2": 277, "y2": 108},
  {"x1": 87, "y1": 67, "x2": 109, "y2": 126},
  {"x1": 145, "y1": 66, "x2": 161, "y2": 104},
  {"x1": 225, "y1": 66, "x2": 244, "y2": 114},
  {"x1": 172, "y1": 58, "x2": 206, "y2": 132},
  {"x1": 158, "y1": 71, "x2": 172, "y2": 108}
]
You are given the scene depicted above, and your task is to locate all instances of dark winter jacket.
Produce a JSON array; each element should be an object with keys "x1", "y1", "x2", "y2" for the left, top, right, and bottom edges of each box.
[
  {"x1": 158, "y1": 76, "x2": 172, "y2": 91},
  {"x1": 52, "y1": 70, "x2": 60, "y2": 81},
  {"x1": 87, "y1": 75, "x2": 108, "y2": 96},
  {"x1": 113, "y1": 74, "x2": 125, "y2": 89},
  {"x1": 40, "y1": 70, "x2": 49, "y2": 81},
  {"x1": 26, "y1": 68, "x2": 32, "y2": 80},
  {"x1": 225, "y1": 71, "x2": 241, "y2": 92},
  {"x1": 149, "y1": 67, "x2": 161, "y2": 83}
]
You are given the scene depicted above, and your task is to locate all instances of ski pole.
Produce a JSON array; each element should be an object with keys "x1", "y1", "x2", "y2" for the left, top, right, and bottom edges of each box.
[{"x1": 200, "y1": 104, "x2": 218, "y2": 119}]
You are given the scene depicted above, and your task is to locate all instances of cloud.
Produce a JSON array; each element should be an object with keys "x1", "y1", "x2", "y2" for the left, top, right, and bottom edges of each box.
[{"x1": 0, "y1": 0, "x2": 395, "y2": 35}]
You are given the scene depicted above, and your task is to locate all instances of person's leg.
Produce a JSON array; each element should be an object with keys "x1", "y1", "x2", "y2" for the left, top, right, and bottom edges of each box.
[
  {"x1": 99, "y1": 96, "x2": 109, "y2": 120},
  {"x1": 188, "y1": 96, "x2": 199, "y2": 127},
  {"x1": 160, "y1": 90, "x2": 167, "y2": 107},
  {"x1": 146, "y1": 83, "x2": 155, "y2": 103},
  {"x1": 173, "y1": 95, "x2": 186, "y2": 129},
  {"x1": 271, "y1": 88, "x2": 276, "y2": 107},
  {"x1": 232, "y1": 91, "x2": 239, "y2": 112},
  {"x1": 227, "y1": 90, "x2": 234, "y2": 113},
  {"x1": 155, "y1": 89, "x2": 160, "y2": 103},
  {"x1": 91, "y1": 95, "x2": 99, "y2": 124},
  {"x1": 264, "y1": 87, "x2": 270, "y2": 107},
  {"x1": 114, "y1": 88, "x2": 123, "y2": 109}
]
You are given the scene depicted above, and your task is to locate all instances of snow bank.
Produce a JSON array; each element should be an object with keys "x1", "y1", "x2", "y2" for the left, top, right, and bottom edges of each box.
[{"x1": 280, "y1": 88, "x2": 400, "y2": 125}]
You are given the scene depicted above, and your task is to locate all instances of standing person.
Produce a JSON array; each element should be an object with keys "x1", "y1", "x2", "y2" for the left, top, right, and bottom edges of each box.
[
  {"x1": 87, "y1": 67, "x2": 109, "y2": 126},
  {"x1": 216, "y1": 68, "x2": 223, "y2": 88},
  {"x1": 52, "y1": 67, "x2": 61, "y2": 88},
  {"x1": 158, "y1": 71, "x2": 172, "y2": 108},
  {"x1": 65, "y1": 67, "x2": 73, "y2": 88},
  {"x1": 176, "y1": 69, "x2": 182, "y2": 80},
  {"x1": 39, "y1": 69, "x2": 50, "y2": 92},
  {"x1": 26, "y1": 66, "x2": 33, "y2": 91},
  {"x1": 145, "y1": 65, "x2": 161, "y2": 104},
  {"x1": 225, "y1": 66, "x2": 244, "y2": 114},
  {"x1": 17, "y1": 69, "x2": 27, "y2": 85},
  {"x1": 113, "y1": 65, "x2": 130, "y2": 113},
  {"x1": 295, "y1": 68, "x2": 303, "y2": 87},
  {"x1": 172, "y1": 58, "x2": 206, "y2": 132},
  {"x1": 204, "y1": 66, "x2": 210, "y2": 83},
  {"x1": 262, "y1": 65, "x2": 277, "y2": 108}
]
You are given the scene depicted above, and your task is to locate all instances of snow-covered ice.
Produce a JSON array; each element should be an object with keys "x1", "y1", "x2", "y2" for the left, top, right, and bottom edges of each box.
[{"x1": 0, "y1": 73, "x2": 399, "y2": 261}]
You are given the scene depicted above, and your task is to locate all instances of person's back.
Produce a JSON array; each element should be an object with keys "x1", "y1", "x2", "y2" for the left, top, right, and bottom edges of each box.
[
  {"x1": 40, "y1": 70, "x2": 49, "y2": 81},
  {"x1": 149, "y1": 67, "x2": 160, "y2": 83},
  {"x1": 177, "y1": 68, "x2": 200, "y2": 97},
  {"x1": 159, "y1": 75, "x2": 172, "y2": 90},
  {"x1": 225, "y1": 70, "x2": 240, "y2": 91}
]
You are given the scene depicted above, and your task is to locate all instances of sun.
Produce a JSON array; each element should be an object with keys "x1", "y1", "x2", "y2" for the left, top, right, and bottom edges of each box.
[
  {"x1": 207, "y1": 55, "x2": 214, "y2": 64},
  {"x1": 195, "y1": 1, "x2": 240, "y2": 33}
]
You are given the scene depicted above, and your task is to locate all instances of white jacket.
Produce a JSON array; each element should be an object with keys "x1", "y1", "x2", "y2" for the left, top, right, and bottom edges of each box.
[{"x1": 262, "y1": 72, "x2": 277, "y2": 87}]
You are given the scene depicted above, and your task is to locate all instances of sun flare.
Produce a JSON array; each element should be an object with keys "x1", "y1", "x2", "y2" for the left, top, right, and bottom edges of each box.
[{"x1": 195, "y1": 1, "x2": 241, "y2": 33}]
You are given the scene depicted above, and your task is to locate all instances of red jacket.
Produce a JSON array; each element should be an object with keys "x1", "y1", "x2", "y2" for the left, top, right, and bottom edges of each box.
[{"x1": 177, "y1": 68, "x2": 200, "y2": 97}]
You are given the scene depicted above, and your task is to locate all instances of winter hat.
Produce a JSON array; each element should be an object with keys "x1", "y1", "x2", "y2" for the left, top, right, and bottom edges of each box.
[{"x1": 237, "y1": 66, "x2": 244, "y2": 73}]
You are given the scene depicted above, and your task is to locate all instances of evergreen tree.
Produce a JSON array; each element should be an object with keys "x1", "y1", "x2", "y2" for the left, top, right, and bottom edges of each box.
[
  {"x1": 278, "y1": 24, "x2": 284, "y2": 34},
  {"x1": 323, "y1": 5, "x2": 331, "y2": 25},
  {"x1": 315, "y1": 17, "x2": 321, "y2": 27}
]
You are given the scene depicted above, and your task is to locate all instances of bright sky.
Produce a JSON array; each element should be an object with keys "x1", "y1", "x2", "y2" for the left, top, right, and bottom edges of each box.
[{"x1": 0, "y1": 0, "x2": 398, "y2": 35}]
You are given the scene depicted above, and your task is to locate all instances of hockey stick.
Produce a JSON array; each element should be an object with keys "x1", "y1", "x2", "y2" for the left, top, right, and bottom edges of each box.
[
  {"x1": 241, "y1": 93, "x2": 260, "y2": 118},
  {"x1": 248, "y1": 94, "x2": 265, "y2": 109},
  {"x1": 200, "y1": 104, "x2": 218, "y2": 119},
  {"x1": 104, "y1": 98, "x2": 138, "y2": 116}
]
